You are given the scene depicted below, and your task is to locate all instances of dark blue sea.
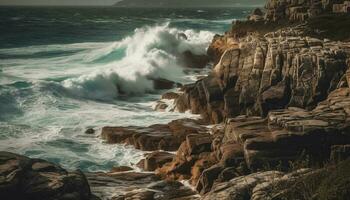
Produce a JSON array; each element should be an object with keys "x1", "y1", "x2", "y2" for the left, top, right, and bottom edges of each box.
[{"x1": 0, "y1": 6, "x2": 252, "y2": 171}]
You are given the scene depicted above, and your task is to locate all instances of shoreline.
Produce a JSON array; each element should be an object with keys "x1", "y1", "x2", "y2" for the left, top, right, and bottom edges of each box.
[{"x1": 1, "y1": 1, "x2": 350, "y2": 199}]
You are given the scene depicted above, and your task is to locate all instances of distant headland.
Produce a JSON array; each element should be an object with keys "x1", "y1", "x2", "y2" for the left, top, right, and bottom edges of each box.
[{"x1": 114, "y1": 0, "x2": 265, "y2": 8}]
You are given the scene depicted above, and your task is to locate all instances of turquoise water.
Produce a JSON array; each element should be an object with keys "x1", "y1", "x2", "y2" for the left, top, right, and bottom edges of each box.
[{"x1": 0, "y1": 7, "x2": 251, "y2": 171}]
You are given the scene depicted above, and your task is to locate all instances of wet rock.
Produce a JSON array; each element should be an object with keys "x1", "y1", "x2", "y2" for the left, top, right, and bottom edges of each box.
[
  {"x1": 0, "y1": 151, "x2": 92, "y2": 200},
  {"x1": 175, "y1": 75, "x2": 224, "y2": 123},
  {"x1": 110, "y1": 166, "x2": 133, "y2": 173},
  {"x1": 152, "y1": 78, "x2": 176, "y2": 90},
  {"x1": 101, "y1": 119, "x2": 208, "y2": 151},
  {"x1": 138, "y1": 151, "x2": 174, "y2": 171},
  {"x1": 177, "y1": 32, "x2": 188, "y2": 40},
  {"x1": 85, "y1": 128, "x2": 95, "y2": 134},
  {"x1": 161, "y1": 92, "x2": 180, "y2": 100},
  {"x1": 153, "y1": 100, "x2": 169, "y2": 112},
  {"x1": 181, "y1": 50, "x2": 210, "y2": 69}
]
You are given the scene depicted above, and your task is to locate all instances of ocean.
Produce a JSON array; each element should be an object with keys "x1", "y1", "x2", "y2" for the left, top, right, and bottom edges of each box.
[{"x1": 0, "y1": 6, "x2": 251, "y2": 172}]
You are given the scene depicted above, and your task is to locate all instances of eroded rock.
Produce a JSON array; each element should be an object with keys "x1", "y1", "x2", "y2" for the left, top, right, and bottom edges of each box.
[
  {"x1": 0, "y1": 152, "x2": 93, "y2": 200},
  {"x1": 101, "y1": 118, "x2": 208, "y2": 151}
]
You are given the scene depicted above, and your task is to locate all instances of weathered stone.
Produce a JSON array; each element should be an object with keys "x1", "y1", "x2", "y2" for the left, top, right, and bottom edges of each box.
[
  {"x1": 138, "y1": 151, "x2": 174, "y2": 171},
  {"x1": 87, "y1": 171, "x2": 199, "y2": 200},
  {"x1": 196, "y1": 164, "x2": 224, "y2": 194},
  {"x1": 202, "y1": 170, "x2": 284, "y2": 200},
  {"x1": 175, "y1": 25, "x2": 349, "y2": 124},
  {"x1": 181, "y1": 50, "x2": 210, "y2": 69},
  {"x1": 101, "y1": 119, "x2": 208, "y2": 151},
  {"x1": 85, "y1": 128, "x2": 95, "y2": 134},
  {"x1": 0, "y1": 152, "x2": 92, "y2": 200},
  {"x1": 161, "y1": 92, "x2": 180, "y2": 100},
  {"x1": 110, "y1": 166, "x2": 133, "y2": 173}
]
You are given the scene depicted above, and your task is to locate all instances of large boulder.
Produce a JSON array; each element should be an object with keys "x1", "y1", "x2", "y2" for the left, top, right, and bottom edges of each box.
[
  {"x1": 156, "y1": 133, "x2": 216, "y2": 184},
  {"x1": 0, "y1": 152, "x2": 93, "y2": 200},
  {"x1": 181, "y1": 50, "x2": 210, "y2": 69},
  {"x1": 137, "y1": 151, "x2": 174, "y2": 171}
]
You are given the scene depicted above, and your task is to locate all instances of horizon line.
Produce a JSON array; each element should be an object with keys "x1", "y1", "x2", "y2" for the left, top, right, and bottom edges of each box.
[{"x1": 0, "y1": 4, "x2": 264, "y2": 8}]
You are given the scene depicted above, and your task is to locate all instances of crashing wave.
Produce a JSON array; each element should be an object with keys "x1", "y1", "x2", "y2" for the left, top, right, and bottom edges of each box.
[{"x1": 61, "y1": 23, "x2": 214, "y2": 100}]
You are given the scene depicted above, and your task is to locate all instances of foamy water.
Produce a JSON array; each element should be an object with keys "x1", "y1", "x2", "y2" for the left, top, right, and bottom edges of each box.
[{"x1": 0, "y1": 7, "x2": 250, "y2": 171}]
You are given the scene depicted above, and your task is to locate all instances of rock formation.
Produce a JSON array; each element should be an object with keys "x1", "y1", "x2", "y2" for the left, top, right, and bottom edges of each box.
[
  {"x1": 101, "y1": 118, "x2": 208, "y2": 151},
  {"x1": 86, "y1": 171, "x2": 199, "y2": 200},
  {"x1": 174, "y1": 26, "x2": 350, "y2": 124},
  {"x1": 148, "y1": 1, "x2": 350, "y2": 198},
  {"x1": 4, "y1": 0, "x2": 350, "y2": 199},
  {"x1": 0, "y1": 152, "x2": 94, "y2": 200},
  {"x1": 264, "y1": 0, "x2": 349, "y2": 21}
]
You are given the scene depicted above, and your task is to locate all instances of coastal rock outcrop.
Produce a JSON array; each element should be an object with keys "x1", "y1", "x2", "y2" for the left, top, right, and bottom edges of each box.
[
  {"x1": 158, "y1": 86, "x2": 350, "y2": 194},
  {"x1": 137, "y1": 151, "x2": 174, "y2": 171},
  {"x1": 99, "y1": 1, "x2": 350, "y2": 198},
  {"x1": 264, "y1": 0, "x2": 349, "y2": 22},
  {"x1": 0, "y1": 152, "x2": 93, "y2": 200},
  {"x1": 175, "y1": 26, "x2": 350, "y2": 123},
  {"x1": 227, "y1": 87, "x2": 350, "y2": 170},
  {"x1": 101, "y1": 118, "x2": 208, "y2": 151},
  {"x1": 86, "y1": 171, "x2": 199, "y2": 200}
]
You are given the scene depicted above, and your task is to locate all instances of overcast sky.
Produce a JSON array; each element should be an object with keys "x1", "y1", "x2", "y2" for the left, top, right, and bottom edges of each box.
[
  {"x1": 0, "y1": 0, "x2": 265, "y2": 6},
  {"x1": 0, "y1": 0, "x2": 120, "y2": 6}
]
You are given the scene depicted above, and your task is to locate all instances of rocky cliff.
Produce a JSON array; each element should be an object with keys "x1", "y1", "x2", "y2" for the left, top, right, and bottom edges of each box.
[
  {"x1": 174, "y1": 26, "x2": 350, "y2": 123},
  {"x1": 150, "y1": 1, "x2": 350, "y2": 199},
  {"x1": 264, "y1": 0, "x2": 348, "y2": 21}
]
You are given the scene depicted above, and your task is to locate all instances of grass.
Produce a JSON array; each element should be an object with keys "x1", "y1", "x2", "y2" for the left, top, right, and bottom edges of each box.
[{"x1": 264, "y1": 159, "x2": 350, "y2": 200}]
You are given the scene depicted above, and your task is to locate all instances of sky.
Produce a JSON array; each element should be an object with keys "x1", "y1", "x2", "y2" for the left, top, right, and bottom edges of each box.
[
  {"x1": 0, "y1": 0, "x2": 265, "y2": 6},
  {"x1": 0, "y1": 0, "x2": 120, "y2": 6}
]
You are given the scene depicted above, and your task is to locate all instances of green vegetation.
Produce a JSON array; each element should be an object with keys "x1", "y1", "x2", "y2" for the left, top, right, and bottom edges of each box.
[
  {"x1": 317, "y1": 159, "x2": 350, "y2": 200},
  {"x1": 266, "y1": 159, "x2": 350, "y2": 200}
]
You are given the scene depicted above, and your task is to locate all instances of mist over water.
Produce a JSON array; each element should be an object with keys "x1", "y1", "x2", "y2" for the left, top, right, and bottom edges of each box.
[{"x1": 0, "y1": 7, "x2": 251, "y2": 171}]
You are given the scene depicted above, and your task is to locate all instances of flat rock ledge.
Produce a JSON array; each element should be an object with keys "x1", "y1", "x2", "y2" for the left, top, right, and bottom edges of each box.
[{"x1": 101, "y1": 118, "x2": 208, "y2": 151}]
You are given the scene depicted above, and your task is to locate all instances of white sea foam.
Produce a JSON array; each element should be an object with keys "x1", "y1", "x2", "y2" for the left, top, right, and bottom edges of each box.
[
  {"x1": 61, "y1": 23, "x2": 215, "y2": 100},
  {"x1": 0, "y1": 22, "x2": 213, "y2": 172}
]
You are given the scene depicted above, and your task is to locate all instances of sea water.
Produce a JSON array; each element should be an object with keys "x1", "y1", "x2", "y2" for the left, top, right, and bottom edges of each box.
[{"x1": 0, "y1": 7, "x2": 250, "y2": 172}]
